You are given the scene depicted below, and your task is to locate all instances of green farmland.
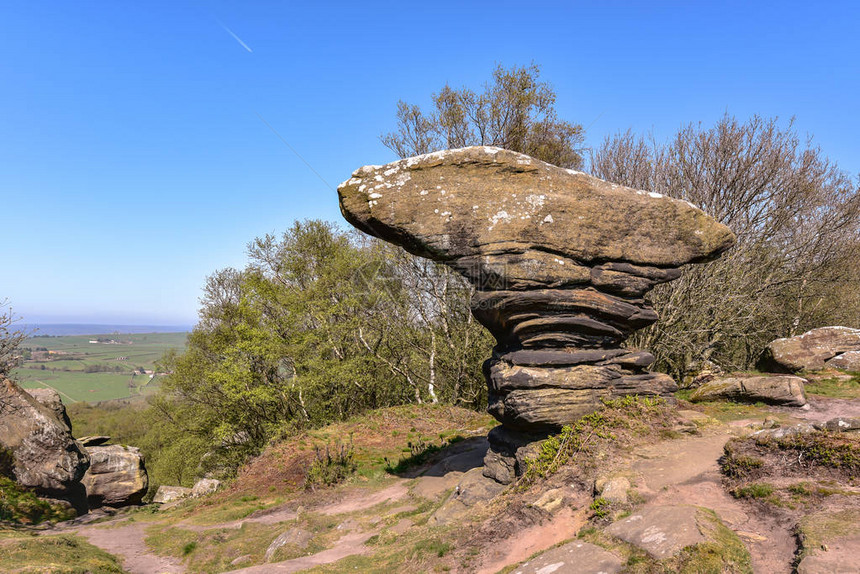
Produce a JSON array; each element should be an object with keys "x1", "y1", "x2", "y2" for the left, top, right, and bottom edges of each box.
[{"x1": 12, "y1": 332, "x2": 187, "y2": 403}]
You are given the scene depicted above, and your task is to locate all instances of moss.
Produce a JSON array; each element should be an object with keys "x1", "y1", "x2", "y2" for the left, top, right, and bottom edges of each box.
[
  {"x1": 0, "y1": 476, "x2": 76, "y2": 525},
  {"x1": 519, "y1": 395, "x2": 672, "y2": 486},
  {"x1": 670, "y1": 510, "x2": 752, "y2": 573}
]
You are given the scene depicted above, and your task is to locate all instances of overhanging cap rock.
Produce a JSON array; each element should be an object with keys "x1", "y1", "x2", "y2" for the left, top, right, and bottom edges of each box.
[{"x1": 338, "y1": 146, "x2": 735, "y2": 268}]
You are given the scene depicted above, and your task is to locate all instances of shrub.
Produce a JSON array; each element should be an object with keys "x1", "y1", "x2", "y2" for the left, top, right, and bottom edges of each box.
[{"x1": 304, "y1": 440, "x2": 357, "y2": 490}]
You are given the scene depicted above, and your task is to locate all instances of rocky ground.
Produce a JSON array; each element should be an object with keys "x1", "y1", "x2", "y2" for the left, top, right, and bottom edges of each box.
[{"x1": 2, "y1": 375, "x2": 859, "y2": 574}]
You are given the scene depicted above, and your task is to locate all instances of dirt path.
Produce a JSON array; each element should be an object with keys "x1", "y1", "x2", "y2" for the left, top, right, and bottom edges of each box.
[
  {"x1": 475, "y1": 507, "x2": 589, "y2": 574},
  {"x1": 632, "y1": 430, "x2": 798, "y2": 574},
  {"x1": 317, "y1": 481, "x2": 409, "y2": 515},
  {"x1": 231, "y1": 531, "x2": 377, "y2": 573},
  {"x1": 75, "y1": 522, "x2": 185, "y2": 574},
  {"x1": 176, "y1": 504, "x2": 300, "y2": 532},
  {"x1": 788, "y1": 395, "x2": 860, "y2": 423},
  {"x1": 63, "y1": 480, "x2": 409, "y2": 574}
]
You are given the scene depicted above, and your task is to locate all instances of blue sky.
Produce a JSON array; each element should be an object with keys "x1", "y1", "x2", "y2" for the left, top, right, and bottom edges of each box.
[{"x1": 2, "y1": 1, "x2": 858, "y2": 326}]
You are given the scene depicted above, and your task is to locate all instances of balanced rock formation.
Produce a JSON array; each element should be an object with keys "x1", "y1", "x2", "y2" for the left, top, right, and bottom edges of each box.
[
  {"x1": 758, "y1": 326, "x2": 860, "y2": 373},
  {"x1": 339, "y1": 147, "x2": 734, "y2": 478},
  {"x1": 0, "y1": 376, "x2": 89, "y2": 501},
  {"x1": 81, "y1": 444, "x2": 148, "y2": 507}
]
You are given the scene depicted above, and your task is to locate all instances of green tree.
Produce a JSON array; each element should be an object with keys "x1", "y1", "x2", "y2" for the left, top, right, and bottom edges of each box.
[
  {"x1": 381, "y1": 63, "x2": 585, "y2": 169},
  {"x1": 152, "y1": 221, "x2": 423, "y2": 479}
]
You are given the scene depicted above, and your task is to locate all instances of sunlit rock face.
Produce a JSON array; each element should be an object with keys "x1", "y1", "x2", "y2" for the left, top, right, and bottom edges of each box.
[
  {"x1": 0, "y1": 377, "x2": 90, "y2": 497},
  {"x1": 338, "y1": 146, "x2": 735, "y2": 433}
]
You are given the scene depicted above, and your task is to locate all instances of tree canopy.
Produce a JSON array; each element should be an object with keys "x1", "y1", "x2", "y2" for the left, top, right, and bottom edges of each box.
[
  {"x1": 592, "y1": 115, "x2": 860, "y2": 376},
  {"x1": 381, "y1": 63, "x2": 586, "y2": 169}
]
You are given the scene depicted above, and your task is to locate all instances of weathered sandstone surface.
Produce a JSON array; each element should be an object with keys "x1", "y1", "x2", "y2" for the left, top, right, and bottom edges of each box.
[
  {"x1": 690, "y1": 375, "x2": 808, "y2": 407},
  {"x1": 25, "y1": 387, "x2": 73, "y2": 431},
  {"x1": 758, "y1": 326, "x2": 860, "y2": 373},
  {"x1": 0, "y1": 377, "x2": 89, "y2": 498},
  {"x1": 82, "y1": 444, "x2": 148, "y2": 507},
  {"x1": 339, "y1": 147, "x2": 734, "y2": 481}
]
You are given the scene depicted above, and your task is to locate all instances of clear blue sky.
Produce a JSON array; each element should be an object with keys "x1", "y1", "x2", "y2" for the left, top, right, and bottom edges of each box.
[{"x1": 2, "y1": 1, "x2": 858, "y2": 326}]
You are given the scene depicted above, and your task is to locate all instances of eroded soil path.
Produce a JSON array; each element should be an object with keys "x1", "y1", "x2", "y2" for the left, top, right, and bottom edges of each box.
[
  {"x1": 230, "y1": 531, "x2": 378, "y2": 574},
  {"x1": 631, "y1": 429, "x2": 798, "y2": 574},
  {"x1": 75, "y1": 522, "x2": 185, "y2": 574},
  {"x1": 59, "y1": 479, "x2": 411, "y2": 574}
]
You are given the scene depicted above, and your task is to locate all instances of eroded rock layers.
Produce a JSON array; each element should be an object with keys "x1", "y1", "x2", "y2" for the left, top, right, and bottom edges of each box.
[{"x1": 338, "y1": 146, "x2": 734, "y2": 433}]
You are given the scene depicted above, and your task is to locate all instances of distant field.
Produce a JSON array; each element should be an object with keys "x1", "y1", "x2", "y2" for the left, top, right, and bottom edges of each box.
[{"x1": 12, "y1": 332, "x2": 187, "y2": 403}]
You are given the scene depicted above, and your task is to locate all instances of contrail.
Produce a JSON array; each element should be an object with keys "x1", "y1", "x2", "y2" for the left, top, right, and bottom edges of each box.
[
  {"x1": 256, "y1": 112, "x2": 334, "y2": 191},
  {"x1": 217, "y1": 20, "x2": 252, "y2": 53}
]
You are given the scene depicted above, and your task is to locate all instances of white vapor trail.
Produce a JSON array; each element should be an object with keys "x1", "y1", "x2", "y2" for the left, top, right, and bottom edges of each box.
[{"x1": 218, "y1": 21, "x2": 253, "y2": 53}]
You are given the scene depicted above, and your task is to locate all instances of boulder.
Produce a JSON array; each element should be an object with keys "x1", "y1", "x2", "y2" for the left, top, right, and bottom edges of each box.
[
  {"x1": 607, "y1": 505, "x2": 706, "y2": 558},
  {"x1": 428, "y1": 467, "x2": 506, "y2": 525},
  {"x1": 826, "y1": 350, "x2": 860, "y2": 372},
  {"x1": 753, "y1": 423, "x2": 817, "y2": 439},
  {"x1": 758, "y1": 326, "x2": 860, "y2": 373},
  {"x1": 0, "y1": 376, "x2": 89, "y2": 499},
  {"x1": 690, "y1": 375, "x2": 808, "y2": 407},
  {"x1": 24, "y1": 387, "x2": 73, "y2": 431},
  {"x1": 264, "y1": 527, "x2": 313, "y2": 562},
  {"x1": 81, "y1": 445, "x2": 148, "y2": 507},
  {"x1": 338, "y1": 147, "x2": 733, "y2": 445},
  {"x1": 152, "y1": 484, "x2": 192, "y2": 504},
  {"x1": 595, "y1": 476, "x2": 631, "y2": 504},
  {"x1": 813, "y1": 417, "x2": 860, "y2": 432},
  {"x1": 796, "y1": 509, "x2": 860, "y2": 574},
  {"x1": 191, "y1": 478, "x2": 221, "y2": 497}
]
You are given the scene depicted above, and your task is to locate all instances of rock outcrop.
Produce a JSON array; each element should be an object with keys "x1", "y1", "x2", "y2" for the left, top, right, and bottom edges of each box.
[
  {"x1": 690, "y1": 375, "x2": 808, "y2": 407},
  {"x1": 191, "y1": 478, "x2": 221, "y2": 497},
  {"x1": 25, "y1": 387, "x2": 73, "y2": 431},
  {"x1": 606, "y1": 506, "x2": 742, "y2": 561},
  {"x1": 0, "y1": 376, "x2": 89, "y2": 500},
  {"x1": 826, "y1": 350, "x2": 860, "y2": 372},
  {"x1": 339, "y1": 147, "x2": 734, "y2": 480},
  {"x1": 152, "y1": 485, "x2": 192, "y2": 504},
  {"x1": 758, "y1": 326, "x2": 860, "y2": 373},
  {"x1": 81, "y1": 444, "x2": 148, "y2": 507}
]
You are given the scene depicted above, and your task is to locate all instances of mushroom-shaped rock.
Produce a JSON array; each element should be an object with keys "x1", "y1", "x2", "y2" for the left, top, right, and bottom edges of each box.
[{"x1": 339, "y1": 147, "x2": 735, "y2": 478}]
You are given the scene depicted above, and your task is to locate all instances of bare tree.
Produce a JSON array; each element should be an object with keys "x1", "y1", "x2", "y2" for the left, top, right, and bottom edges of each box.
[
  {"x1": 592, "y1": 115, "x2": 860, "y2": 376},
  {"x1": 0, "y1": 300, "x2": 27, "y2": 376}
]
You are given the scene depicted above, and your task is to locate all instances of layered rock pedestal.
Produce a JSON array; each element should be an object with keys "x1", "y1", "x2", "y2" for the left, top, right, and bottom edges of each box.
[{"x1": 338, "y1": 146, "x2": 734, "y2": 481}]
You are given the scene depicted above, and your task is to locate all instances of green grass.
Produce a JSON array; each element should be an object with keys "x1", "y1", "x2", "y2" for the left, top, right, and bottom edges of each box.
[
  {"x1": 0, "y1": 477, "x2": 77, "y2": 524},
  {"x1": 796, "y1": 509, "x2": 860, "y2": 565},
  {"x1": 732, "y1": 482, "x2": 775, "y2": 500},
  {"x1": 12, "y1": 332, "x2": 187, "y2": 403},
  {"x1": 0, "y1": 533, "x2": 126, "y2": 573},
  {"x1": 803, "y1": 374, "x2": 860, "y2": 399}
]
